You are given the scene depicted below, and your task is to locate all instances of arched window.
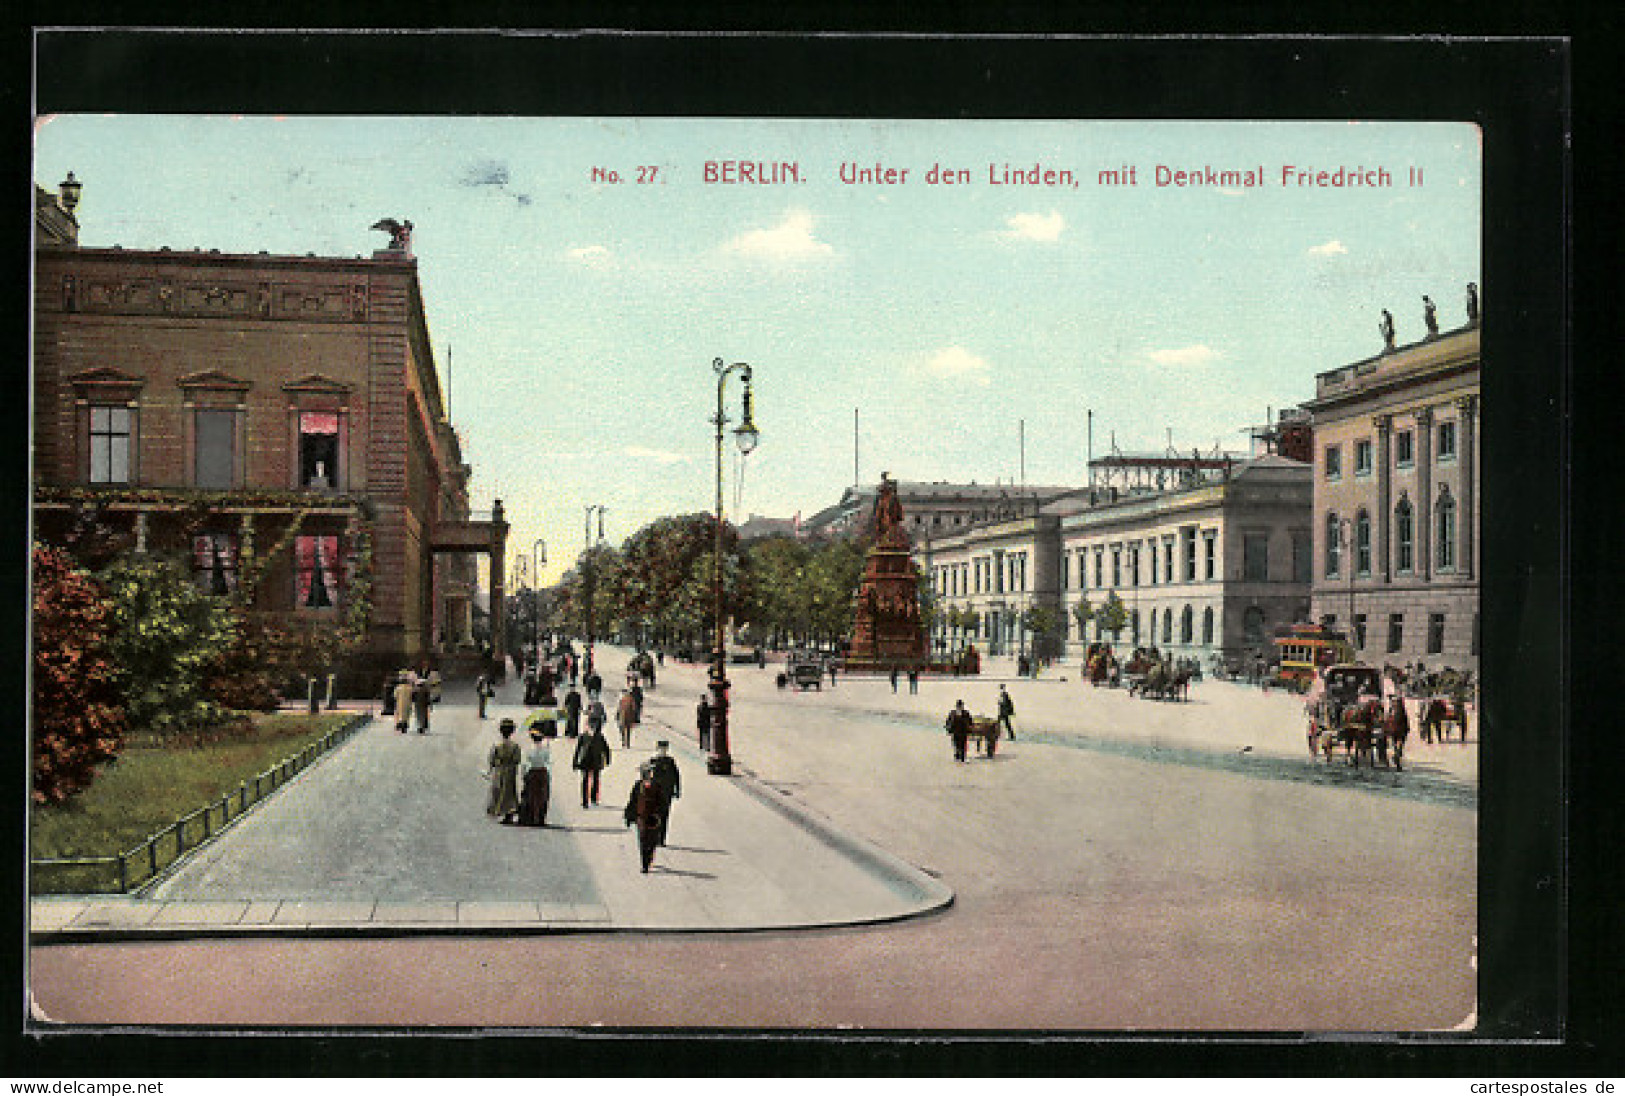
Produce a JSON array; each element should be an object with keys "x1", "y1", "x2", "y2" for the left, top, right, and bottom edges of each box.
[
  {"x1": 1436, "y1": 491, "x2": 1457, "y2": 571},
  {"x1": 1355, "y1": 509, "x2": 1372, "y2": 576},
  {"x1": 1130, "y1": 609, "x2": 1140, "y2": 644},
  {"x1": 1180, "y1": 604, "x2": 1194, "y2": 644},
  {"x1": 1395, "y1": 497, "x2": 1415, "y2": 573},
  {"x1": 1325, "y1": 512, "x2": 1341, "y2": 577},
  {"x1": 1202, "y1": 605, "x2": 1214, "y2": 645},
  {"x1": 1162, "y1": 607, "x2": 1173, "y2": 644}
]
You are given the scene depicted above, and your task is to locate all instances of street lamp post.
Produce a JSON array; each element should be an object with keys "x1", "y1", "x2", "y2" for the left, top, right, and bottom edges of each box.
[
  {"x1": 709, "y1": 357, "x2": 759, "y2": 777},
  {"x1": 583, "y1": 505, "x2": 606, "y2": 658},
  {"x1": 532, "y1": 538, "x2": 546, "y2": 666},
  {"x1": 1338, "y1": 517, "x2": 1358, "y2": 653}
]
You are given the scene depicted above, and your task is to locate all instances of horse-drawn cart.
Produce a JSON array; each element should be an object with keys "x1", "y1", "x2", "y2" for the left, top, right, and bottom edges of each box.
[
  {"x1": 1306, "y1": 664, "x2": 1406, "y2": 770},
  {"x1": 968, "y1": 716, "x2": 1001, "y2": 757}
]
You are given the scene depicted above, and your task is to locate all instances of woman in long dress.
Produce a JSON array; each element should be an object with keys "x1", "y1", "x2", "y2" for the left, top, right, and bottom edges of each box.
[
  {"x1": 487, "y1": 718, "x2": 522, "y2": 824},
  {"x1": 517, "y1": 726, "x2": 552, "y2": 827}
]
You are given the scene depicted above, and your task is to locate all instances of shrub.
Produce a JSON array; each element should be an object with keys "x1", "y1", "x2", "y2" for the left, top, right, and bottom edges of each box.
[{"x1": 32, "y1": 545, "x2": 127, "y2": 804}]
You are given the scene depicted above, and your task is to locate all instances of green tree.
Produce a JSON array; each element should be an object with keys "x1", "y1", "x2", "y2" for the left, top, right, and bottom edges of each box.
[
  {"x1": 1097, "y1": 591, "x2": 1130, "y2": 641},
  {"x1": 1023, "y1": 601, "x2": 1061, "y2": 659},
  {"x1": 98, "y1": 554, "x2": 237, "y2": 738},
  {"x1": 1072, "y1": 597, "x2": 1094, "y2": 641},
  {"x1": 32, "y1": 545, "x2": 128, "y2": 804}
]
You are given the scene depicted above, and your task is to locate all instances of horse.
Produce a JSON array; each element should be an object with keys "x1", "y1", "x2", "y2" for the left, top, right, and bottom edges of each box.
[{"x1": 1422, "y1": 696, "x2": 1470, "y2": 743}]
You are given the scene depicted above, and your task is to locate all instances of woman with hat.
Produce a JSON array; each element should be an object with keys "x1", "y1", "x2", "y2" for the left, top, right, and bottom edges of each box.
[
  {"x1": 486, "y1": 718, "x2": 522, "y2": 824},
  {"x1": 517, "y1": 721, "x2": 552, "y2": 827}
]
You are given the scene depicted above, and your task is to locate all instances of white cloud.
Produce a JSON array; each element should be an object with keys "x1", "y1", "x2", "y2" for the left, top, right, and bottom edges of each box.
[
  {"x1": 623, "y1": 445, "x2": 690, "y2": 465},
  {"x1": 1000, "y1": 210, "x2": 1066, "y2": 242},
  {"x1": 721, "y1": 209, "x2": 835, "y2": 261},
  {"x1": 1145, "y1": 344, "x2": 1220, "y2": 368},
  {"x1": 567, "y1": 244, "x2": 613, "y2": 265},
  {"x1": 917, "y1": 345, "x2": 993, "y2": 387},
  {"x1": 1307, "y1": 239, "x2": 1348, "y2": 257}
]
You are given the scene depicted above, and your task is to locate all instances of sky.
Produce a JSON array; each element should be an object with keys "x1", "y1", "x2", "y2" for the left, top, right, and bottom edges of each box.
[{"x1": 32, "y1": 116, "x2": 1480, "y2": 585}]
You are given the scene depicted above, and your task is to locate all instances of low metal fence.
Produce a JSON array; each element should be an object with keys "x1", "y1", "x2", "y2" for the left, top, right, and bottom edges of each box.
[{"x1": 31, "y1": 713, "x2": 368, "y2": 896}]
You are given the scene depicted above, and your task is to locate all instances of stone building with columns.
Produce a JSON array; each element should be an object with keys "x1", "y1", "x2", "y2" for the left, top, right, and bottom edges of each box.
[
  {"x1": 1302, "y1": 291, "x2": 1480, "y2": 671},
  {"x1": 31, "y1": 175, "x2": 509, "y2": 687}
]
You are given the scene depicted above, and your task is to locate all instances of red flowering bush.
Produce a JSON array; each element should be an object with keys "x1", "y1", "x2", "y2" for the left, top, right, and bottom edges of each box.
[{"x1": 31, "y1": 545, "x2": 128, "y2": 804}]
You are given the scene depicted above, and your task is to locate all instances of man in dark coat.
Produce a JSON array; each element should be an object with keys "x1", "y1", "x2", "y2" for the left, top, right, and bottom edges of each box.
[
  {"x1": 997, "y1": 684, "x2": 1016, "y2": 740},
  {"x1": 572, "y1": 724, "x2": 612, "y2": 807},
  {"x1": 696, "y1": 696, "x2": 712, "y2": 751},
  {"x1": 412, "y1": 675, "x2": 432, "y2": 733},
  {"x1": 646, "y1": 741, "x2": 681, "y2": 846},
  {"x1": 946, "y1": 699, "x2": 974, "y2": 762},
  {"x1": 623, "y1": 767, "x2": 671, "y2": 873},
  {"x1": 563, "y1": 685, "x2": 582, "y2": 737}
]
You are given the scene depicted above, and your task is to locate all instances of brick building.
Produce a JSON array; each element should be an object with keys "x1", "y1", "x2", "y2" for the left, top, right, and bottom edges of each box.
[
  {"x1": 32, "y1": 176, "x2": 509, "y2": 687},
  {"x1": 1301, "y1": 291, "x2": 1480, "y2": 671}
]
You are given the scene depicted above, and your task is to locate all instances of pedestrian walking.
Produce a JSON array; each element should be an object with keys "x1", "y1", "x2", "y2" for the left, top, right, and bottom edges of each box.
[
  {"x1": 946, "y1": 699, "x2": 974, "y2": 763},
  {"x1": 997, "y1": 684, "x2": 1016, "y2": 740},
  {"x1": 908, "y1": 667, "x2": 919, "y2": 694},
  {"x1": 890, "y1": 666, "x2": 900, "y2": 693},
  {"x1": 645, "y1": 740, "x2": 682, "y2": 846},
  {"x1": 486, "y1": 718, "x2": 521, "y2": 824},
  {"x1": 616, "y1": 688, "x2": 640, "y2": 749},
  {"x1": 828, "y1": 660, "x2": 838, "y2": 687},
  {"x1": 476, "y1": 671, "x2": 494, "y2": 719},
  {"x1": 412, "y1": 674, "x2": 433, "y2": 733},
  {"x1": 572, "y1": 721, "x2": 612, "y2": 808},
  {"x1": 586, "y1": 691, "x2": 608, "y2": 738},
  {"x1": 517, "y1": 724, "x2": 552, "y2": 827},
  {"x1": 392, "y1": 672, "x2": 414, "y2": 734},
  {"x1": 623, "y1": 766, "x2": 671, "y2": 873},
  {"x1": 696, "y1": 695, "x2": 712, "y2": 751},
  {"x1": 428, "y1": 667, "x2": 443, "y2": 705},
  {"x1": 630, "y1": 680, "x2": 645, "y2": 722},
  {"x1": 585, "y1": 666, "x2": 603, "y2": 698},
  {"x1": 563, "y1": 685, "x2": 582, "y2": 737}
]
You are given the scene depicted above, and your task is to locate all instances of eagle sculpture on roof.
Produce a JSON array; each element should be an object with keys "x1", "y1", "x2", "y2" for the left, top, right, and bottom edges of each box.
[{"x1": 370, "y1": 218, "x2": 413, "y2": 251}]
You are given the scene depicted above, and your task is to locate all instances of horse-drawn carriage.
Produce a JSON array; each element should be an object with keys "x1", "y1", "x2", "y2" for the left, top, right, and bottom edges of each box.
[
  {"x1": 1120, "y1": 649, "x2": 1193, "y2": 701},
  {"x1": 1306, "y1": 664, "x2": 1408, "y2": 770},
  {"x1": 1084, "y1": 643, "x2": 1118, "y2": 686}
]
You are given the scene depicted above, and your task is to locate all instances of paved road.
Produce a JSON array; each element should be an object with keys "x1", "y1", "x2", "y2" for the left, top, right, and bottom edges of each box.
[{"x1": 30, "y1": 646, "x2": 1477, "y2": 1031}]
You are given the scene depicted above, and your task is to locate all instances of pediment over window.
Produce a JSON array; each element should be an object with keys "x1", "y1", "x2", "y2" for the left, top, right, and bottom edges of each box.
[
  {"x1": 68, "y1": 365, "x2": 146, "y2": 390},
  {"x1": 282, "y1": 373, "x2": 353, "y2": 396},
  {"x1": 178, "y1": 369, "x2": 252, "y2": 392}
]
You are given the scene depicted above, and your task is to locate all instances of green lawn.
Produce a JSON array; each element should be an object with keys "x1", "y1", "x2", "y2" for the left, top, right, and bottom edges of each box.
[{"x1": 30, "y1": 711, "x2": 362, "y2": 894}]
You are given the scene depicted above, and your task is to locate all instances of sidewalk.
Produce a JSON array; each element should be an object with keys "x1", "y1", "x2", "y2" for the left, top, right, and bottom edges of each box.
[{"x1": 30, "y1": 663, "x2": 951, "y2": 943}]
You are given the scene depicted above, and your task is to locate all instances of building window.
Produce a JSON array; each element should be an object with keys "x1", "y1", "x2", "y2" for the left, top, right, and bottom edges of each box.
[
  {"x1": 1180, "y1": 604, "x2": 1194, "y2": 644},
  {"x1": 1060, "y1": 553, "x2": 1069, "y2": 591},
  {"x1": 1387, "y1": 613, "x2": 1404, "y2": 653},
  {"x1": 89, "y1": 405, "x2": 133, "y2": 484},
  {"x1": 1204, "y1": 532, "x2": 1217, "y2": 580},
  {"x1": 295, "y1": 534, "x2": 341, "y2": 610},
  {"x1": 1438, "y1": 420, "x2": 1457, "y2": 462},
  {"x1": 1202, "y1": 605, "x2": 1214, "y2": 645},
  {"x1": 1291, "y1": 531, "x2": 1312, "y2": 584},
  {"x1": 1129, "y1": 545, "x2": 1140, "y2": 587},
  {"x1": 194, "y1": 409, "x2": 237, "y2": 490},
  {"x1": 1428, "y1": 612, "x2": 1446, "y2": 655},
  {"x1": 1395, "y1": 498, "x2": 1415, "y2": 574},
  {"x1": 1353, "y1": 613, "x2": 1367, "y2": 650},
  {"x1": 1243, "y1": 533, "x2": 1269, "y2": 582},
  {"x1": 1243, "y1": 605, "x2": 1266, "y2": 647},
  {"x1": 1162, "y1": 607, "x2": 1173, "y2": 644},
  {"x1": 1436, "y1": 493, "x2": 1457, "y2": 571},
  {"x1": 1354, "y1": 438, "x2": 1374, "y2": 477},
  {"x1": 1325, "y1": 444, "x2": 1342, "y2": 480},
  {"x1": 1325, "y1": 512, "x2": 1342, "y2": 578},
  {"x1": 1148, "y1": 542, "x2": 1158, "y2": 585},
  {"x1": 191, "y1": 533, "x2": 239, "y2": 595},
  {"x1": 1111, "y1": 546, "x2": 1121, "y2": 587},
  {"x1": 299, "y1": 411, "x2": 341, "y2": 490},
  {"x1": 1094, "y1": 550, "x2": 1103, "y2": 589},
  {"x1": 1395, "y1": 429, "x2": 1415, "y2": 468},
  {"x1": 1130, "y1": 609, "x2": 1140, "y2": 645},
  {"x1": 1355, "y1": 510, "x2": 1372, "y2": 576},
  {"x1": 1163, "y1": 536, "x2": 1175, "y2": 583},
  {"x1": 1183, "y1": 529, "x2": 1197, "y2": 581}
]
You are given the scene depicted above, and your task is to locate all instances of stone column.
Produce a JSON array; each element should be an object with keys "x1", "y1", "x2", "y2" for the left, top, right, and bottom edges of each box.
[
  {"x1": 1374, "y1": 415, "x2": 1392, "y2": 582},
  {"x1": 489, "y1": 499, "x2": 508, "y2": 670},
  {"x1": 1416, "y1": 406, "x2": 1434, "y2": 581},
  {"x1": 134, "y1": 511, "x2": 149, "y2": 554},
  {"x1": 1458, "y1": 395, "x2": 1477, "y2": 580}
]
